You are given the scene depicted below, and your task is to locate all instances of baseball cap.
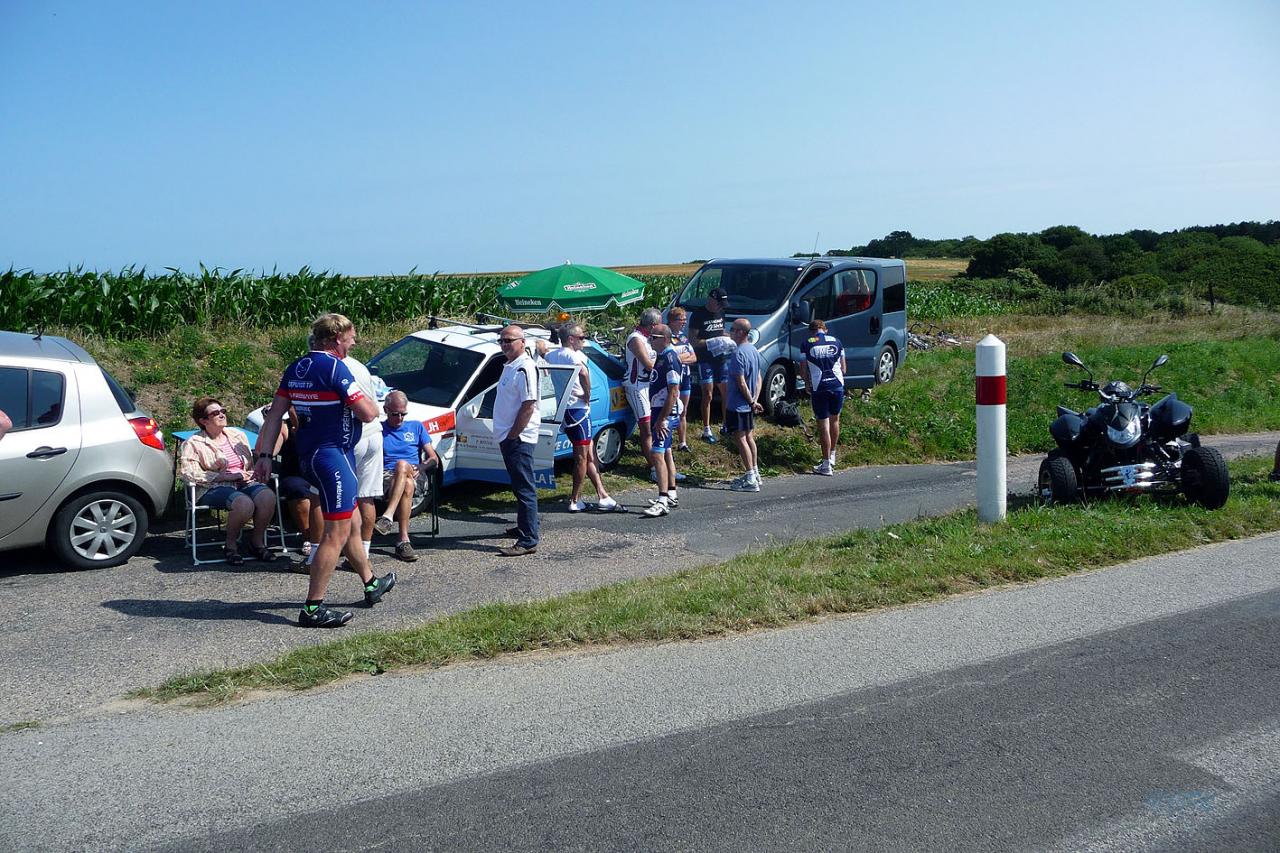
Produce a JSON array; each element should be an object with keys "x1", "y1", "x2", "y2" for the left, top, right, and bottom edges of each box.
[{"x1": 708, "y1": 287, "x2": 728, "y2": 302}]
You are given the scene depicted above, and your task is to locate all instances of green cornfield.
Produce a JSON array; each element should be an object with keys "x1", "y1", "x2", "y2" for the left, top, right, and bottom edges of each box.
[{"x1": 0, "y1": 266, "x2": 691, "y2": 338}]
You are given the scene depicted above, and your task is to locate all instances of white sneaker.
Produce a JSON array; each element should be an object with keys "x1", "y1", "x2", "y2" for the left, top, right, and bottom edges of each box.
[
  {"x1": 595, "y1": 497, "x2": 619, "y2": 512},
  {"x1": 642, "y1": 501, "x2": 669, "y2": 517},
  {"x1": 729, "y1": 478, "x2": 759, "y2": 492},
  {"x1": 567, "y1": 500, "x2": 586, "y2": 513},
  {"x1": 813, "y1": 462, "x2": 833, "y2": 476}
]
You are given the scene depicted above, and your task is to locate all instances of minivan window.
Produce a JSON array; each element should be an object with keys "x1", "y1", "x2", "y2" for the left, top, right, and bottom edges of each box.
[
  {"x1": 676, "y1": 263, "x2": 804, "y2": 313},
  {"x1": 803, "y1": 269, "x2": 878, "y2": 321},
  {"x1": 0, "y1": 367, "x2": 28, "y2": 430},
  {"x1": 369, "y1": 337, "x2": 486, "y2": 408}
]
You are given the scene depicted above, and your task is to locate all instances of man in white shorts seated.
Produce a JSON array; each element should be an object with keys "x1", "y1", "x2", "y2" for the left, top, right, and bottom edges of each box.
[{"x1": 344, "y1": 348, "x2": 384, "y2": 569}]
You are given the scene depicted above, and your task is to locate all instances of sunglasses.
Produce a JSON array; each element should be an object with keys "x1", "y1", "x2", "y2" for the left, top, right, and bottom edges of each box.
[
  {"x1": 203, "y1": 408, "x2": 227, "y2": 418},
  {"x1": 499, "y1": 337, "x2": 523, "y2": 344},
  {"x1": 386, "y1": 411, "x2": 407, "y2": 417}
]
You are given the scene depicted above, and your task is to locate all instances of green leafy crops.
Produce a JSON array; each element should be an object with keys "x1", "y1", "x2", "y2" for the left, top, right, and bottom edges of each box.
[{"x1": 0, "y1": 267, "x2": 690, "y2": 338}]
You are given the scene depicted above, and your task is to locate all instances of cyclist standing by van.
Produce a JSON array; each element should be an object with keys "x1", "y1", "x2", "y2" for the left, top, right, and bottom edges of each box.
[
  {"x1": 624, "y1": 308, "x2": 661, "y2": 468},
  {"x1": 801, "y1": 319, "x2": 847, "y2": 476},
  {"x1": 690, "y1": 287, "x2": 731, "y2": 442}
]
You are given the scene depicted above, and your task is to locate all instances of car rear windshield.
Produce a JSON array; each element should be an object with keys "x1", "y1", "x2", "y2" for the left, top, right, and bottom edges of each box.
[
  {"x1": 676, "y1": 263, "x2": 805, "y2": 314},
  {"x1": 368, "y1": 337, "x2": 485, "y2": 408}
]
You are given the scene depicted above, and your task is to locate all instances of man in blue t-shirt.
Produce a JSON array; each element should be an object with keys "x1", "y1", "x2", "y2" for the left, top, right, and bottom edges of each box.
[
  {"x1": 800, "y1": 319, "x2": 847, "y2": 476},
  {"x1": 373, "y1": 390, "x2": 440, "y2": 562},
  {"x1": 253, "y1": 313, "x2": 395, "y2": 629},
  {"x1": 726, "y1": 318, "x2": 763, "y2": 492}
]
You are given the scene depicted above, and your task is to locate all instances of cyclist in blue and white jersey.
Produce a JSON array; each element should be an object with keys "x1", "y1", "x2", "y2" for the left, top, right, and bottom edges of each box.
[
  {"x1": 668, "y1": 306, "x2": 696, "y2": 452},
  {"x1": 253, "y1": 313, "x2": 396, "y2": 629},
  {"x1": 643, "y1": 324, "x2": 684, "y2": 517},
  {"x1": 800, "y1": 319, "x2": 847, "y2": 476}
]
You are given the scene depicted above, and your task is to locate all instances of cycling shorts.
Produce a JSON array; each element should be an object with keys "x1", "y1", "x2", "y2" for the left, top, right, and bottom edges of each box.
[
  {"x1": 563, "y1": 407, "x2": 592, "y2": 446},
  {"x1": 697, "y1": 356, "x2": 729, "y2": 385},
  {"x1": 302, "y1": 446, "x2": 358, "y2": 520},
  {"x1": 650, "y1": 411, "x2": 680, "y2": 453},
  {"x1": 625, "y1": 384, "x2": 651, "y2": 422},
  {"x1": 811, "y1": 388, "x2": 844, "y2": 421}
]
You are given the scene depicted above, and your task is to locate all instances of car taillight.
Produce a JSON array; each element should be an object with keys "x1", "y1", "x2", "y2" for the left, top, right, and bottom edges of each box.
[{"x1": 130, "y1": 416, "x2": 166, "y2": 450}]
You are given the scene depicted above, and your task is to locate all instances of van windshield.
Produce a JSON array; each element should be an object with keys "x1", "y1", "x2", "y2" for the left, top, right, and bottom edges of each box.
[
  {"x1": 368, "y1": 336, "x2": 485, "y2": 408},
  {"x1": 675, "y1": 263, "x2": 806, "y2": 314}
]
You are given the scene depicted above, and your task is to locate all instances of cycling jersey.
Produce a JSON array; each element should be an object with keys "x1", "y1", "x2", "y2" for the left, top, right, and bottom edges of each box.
[
  {"x1": 624, "y1": 329, "x2": 655, "y2": 386},
  {"x1": 801, "y1": 332, "x2": 845, "y2": 392},
  {"x1": 275, "y1": 351, "x2": 366, "y2": 457},
  {"x1": 648, "y1": 345, "x2": 684, "y2": 416}
]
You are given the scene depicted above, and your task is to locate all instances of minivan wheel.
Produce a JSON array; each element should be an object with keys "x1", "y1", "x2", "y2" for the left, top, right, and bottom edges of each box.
[
  {"x1": 50, "y1": 490, "x2": 149, "y2": 570},
  {"x1": 762, "y1": 363, "x2": 790, "y2": 415},
  {"x1": 876, "y1": 346, "x2": 897, "y2": 385},
  {"x1": 594, "y1": 423, "x2": 624, "y2": 470}
]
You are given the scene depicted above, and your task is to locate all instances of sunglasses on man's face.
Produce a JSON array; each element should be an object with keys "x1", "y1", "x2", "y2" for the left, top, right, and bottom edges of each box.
[
  {"x1": 386, "y1": 411, "x2": 407, "y2": 418},
  {"x1": 499, "y1": 337, "x2": 523, "y2": 344}
]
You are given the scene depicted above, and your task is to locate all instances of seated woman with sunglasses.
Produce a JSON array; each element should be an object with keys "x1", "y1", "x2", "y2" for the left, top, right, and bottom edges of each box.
[{"x1": 179, "y1": 396, "x2": 279, "y2": 565}]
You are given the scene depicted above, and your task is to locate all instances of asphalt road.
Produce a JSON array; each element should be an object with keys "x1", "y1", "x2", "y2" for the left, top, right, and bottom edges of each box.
[
  {"x1": 3, "y1": 532, "x2": 1279, "y2": 851},
  {"x1": 1, "y1": 432, "x2": 1276, "y2": 725}
]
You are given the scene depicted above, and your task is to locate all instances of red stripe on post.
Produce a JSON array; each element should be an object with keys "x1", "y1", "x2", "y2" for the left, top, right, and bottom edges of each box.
[{"x1": 976, "y1": 375, "x2": 1006, "y2": 406}]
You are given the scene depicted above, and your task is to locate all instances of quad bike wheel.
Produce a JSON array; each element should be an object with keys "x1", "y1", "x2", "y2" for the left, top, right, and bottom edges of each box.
[
  {"x1": 1181, "y1": 445, "x2": 1230, "y2": 509},
  {"x1": 1038, "y1": 454, "x2": 1079, "y2": 505}
]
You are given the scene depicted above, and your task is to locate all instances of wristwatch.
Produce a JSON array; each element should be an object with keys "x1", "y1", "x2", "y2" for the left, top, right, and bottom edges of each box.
[{"x1": 257, "y1": 452, "x2": 272, "y2": 459}]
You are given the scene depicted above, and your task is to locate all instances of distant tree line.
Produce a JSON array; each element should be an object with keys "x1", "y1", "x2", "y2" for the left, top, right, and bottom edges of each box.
[{"x1": 796, "y1": 221, "x2": 1280, "y2": 309}]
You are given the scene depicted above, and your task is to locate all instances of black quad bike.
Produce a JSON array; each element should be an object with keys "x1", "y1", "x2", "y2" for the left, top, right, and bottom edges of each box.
[{"x1": 1038, "y1": 352, "x2": 1230, "y2": 509}]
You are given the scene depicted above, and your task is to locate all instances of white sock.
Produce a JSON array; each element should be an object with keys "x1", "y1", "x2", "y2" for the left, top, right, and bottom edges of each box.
[
  {"x1": 659, "y1": 494, "x2": 669, "y2": 506},
  {"x1": 669, "y1": 488, "x2": 678, "y2": 501},
  {"x1": 751, "y1": 466, "x2": 760, "y2": 480},
  {"x1": 363, "y1": 540, "x2": 371, "y2": 557}
]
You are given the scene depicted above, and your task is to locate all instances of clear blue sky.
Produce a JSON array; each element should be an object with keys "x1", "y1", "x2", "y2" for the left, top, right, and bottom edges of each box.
[{"x1": 3, "y1": 0, "x2": 1277, "y2": 274}]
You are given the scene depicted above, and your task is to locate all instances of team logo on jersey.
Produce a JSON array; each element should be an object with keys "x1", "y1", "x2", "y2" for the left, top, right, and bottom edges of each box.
[{"x1": 294, "y1": 358, "x2": 313, "y2": 377}]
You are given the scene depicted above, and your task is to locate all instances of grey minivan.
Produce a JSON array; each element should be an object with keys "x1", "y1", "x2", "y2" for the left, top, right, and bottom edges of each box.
[
  {"x1": 669, "y1": 257, "x2": 908, "y2": 411},
  {"x1": 0, "y1": 331, "x2": 172, "y2": 569}
]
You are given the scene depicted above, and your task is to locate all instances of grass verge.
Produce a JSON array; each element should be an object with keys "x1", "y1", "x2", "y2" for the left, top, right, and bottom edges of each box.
[{"x1": 136, "y1": 458, "x2": 1280, "y2": 705}]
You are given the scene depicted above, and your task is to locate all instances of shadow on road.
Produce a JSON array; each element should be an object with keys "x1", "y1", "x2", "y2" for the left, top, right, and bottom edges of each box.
[{"x1": 102, "y1": 597, "x2": 296, "y2": 625}]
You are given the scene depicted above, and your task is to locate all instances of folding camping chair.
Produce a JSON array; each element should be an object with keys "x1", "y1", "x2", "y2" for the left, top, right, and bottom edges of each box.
[{"x1": 174, "y1": 430, "x2": 288, "y2": 566}]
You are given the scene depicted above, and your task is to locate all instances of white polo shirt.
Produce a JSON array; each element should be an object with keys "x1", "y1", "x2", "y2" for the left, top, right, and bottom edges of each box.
[{"x1": 493, "y1": 352, "x2": 541, "y2": 444}]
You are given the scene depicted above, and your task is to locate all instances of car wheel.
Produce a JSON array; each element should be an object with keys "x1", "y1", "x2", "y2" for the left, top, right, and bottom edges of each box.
[
  {"x1": 762, "y1": 363, "x2": 790, "y2": 416},
  {"x1": 1181, "y1": 445, "x2": 1229, "y2": 509},
  {"x1": 1038, "y1": 455, "x2": 1078, "y2": 505},
  {"x1": 876, "y1": 345, "x2": 897, "y2": 385},
  {"x1": 594, "y1": 423, "x2": 624, "y2": 470},
  {"x1": 50, "y1": 490, "x2": 149, "y2": 570}
]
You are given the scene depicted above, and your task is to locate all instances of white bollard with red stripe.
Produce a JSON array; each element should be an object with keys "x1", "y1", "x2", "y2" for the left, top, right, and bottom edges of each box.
[{"x1": 976, "y1": 334, "x2": 1007, "y2": 523}]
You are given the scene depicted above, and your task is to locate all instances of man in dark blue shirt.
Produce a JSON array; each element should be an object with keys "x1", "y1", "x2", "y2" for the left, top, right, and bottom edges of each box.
[{"x1": 800, "y1": 319, "x2": 847, "y2": 476}]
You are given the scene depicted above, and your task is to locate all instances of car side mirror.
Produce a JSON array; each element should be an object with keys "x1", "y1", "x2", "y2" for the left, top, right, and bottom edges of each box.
[{"x1": 793, "y1": 301, "x2": 812, "y2": 325}]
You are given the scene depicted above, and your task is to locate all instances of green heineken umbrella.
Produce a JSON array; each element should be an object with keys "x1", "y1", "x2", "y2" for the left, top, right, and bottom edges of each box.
[{"x1": 496, "y1": 262, "x2": 646, "y2": 313}]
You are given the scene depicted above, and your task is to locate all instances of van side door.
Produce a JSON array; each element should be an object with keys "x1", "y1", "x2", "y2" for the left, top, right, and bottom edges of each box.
[
  {"x1": 0, "y1": 365, "x2": 83, "y2": 542},
  {"x1": 789, "y1": 268, "x2": 881, "y2": 388}
]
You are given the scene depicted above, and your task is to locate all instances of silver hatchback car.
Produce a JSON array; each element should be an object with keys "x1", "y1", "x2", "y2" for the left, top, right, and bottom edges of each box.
[{"x1": 0, "y1": 331, "x2": 173, "y2": 569}]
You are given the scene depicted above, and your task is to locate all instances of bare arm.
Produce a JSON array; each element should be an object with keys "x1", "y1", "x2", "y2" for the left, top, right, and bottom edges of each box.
[
  {"x1": 627, "y1": 335, "x2": 656, "y2": 370},
  {"x1": 506, "y1": 400, "x2": 537, "y2": 442},
  {"x1": 252, "y1": 401, "x2": 288, "y2": 482},
  {"x1": 0, "y1": 408, "x2": 10, "y2": 441},
  {"x1": 578, "y1": 363, "x2": 592, "y2": 400},
  {"x1": 350, "y1": 394, "x2": 379, "y2": 423}
]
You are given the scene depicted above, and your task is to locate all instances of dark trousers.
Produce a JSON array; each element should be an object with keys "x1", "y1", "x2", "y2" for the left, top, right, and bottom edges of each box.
[{"x1": 500, "y1": 437, "x2": 539, "y2": 548}]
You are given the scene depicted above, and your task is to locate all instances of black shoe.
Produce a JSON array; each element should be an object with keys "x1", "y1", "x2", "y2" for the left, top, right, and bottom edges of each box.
[
  {"x1": 298, "y1": 605, "x2": 353, "y2": 628},
  {"x1": 505, "y1": 526, "x2": 522, "y2": 538},
  {"x1": 364, "y1": 572, "x2": 397, "y2": 606}
]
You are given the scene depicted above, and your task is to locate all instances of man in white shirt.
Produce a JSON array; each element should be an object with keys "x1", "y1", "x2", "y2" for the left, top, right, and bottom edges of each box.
[{"x1": 493, "y1": 325, "x2": 541, "y2": 556}]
